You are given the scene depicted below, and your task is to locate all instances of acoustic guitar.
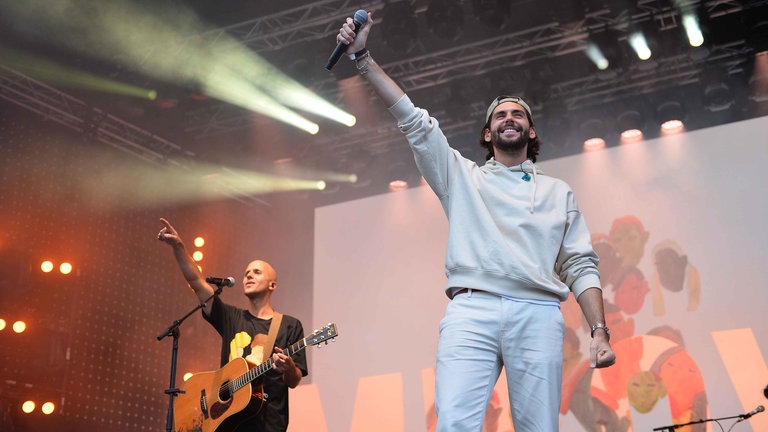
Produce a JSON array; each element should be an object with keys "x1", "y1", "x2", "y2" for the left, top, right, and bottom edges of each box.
[{"x1": 174, "y1": 323, "x2": 338, "y2": 432}]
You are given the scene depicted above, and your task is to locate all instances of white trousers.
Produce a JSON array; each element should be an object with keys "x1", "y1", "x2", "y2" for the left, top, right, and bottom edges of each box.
[{"x1": 435, "y1": 289, "x2": 564, "y2": 432}]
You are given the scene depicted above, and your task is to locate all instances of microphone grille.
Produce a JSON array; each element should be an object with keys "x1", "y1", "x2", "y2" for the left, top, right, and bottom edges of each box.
[
  {"x1": 353, "y1": 9, "x2": 368, "y2": 26},
  {"x1": 759, "y1": 405, "x2": 765, "y2": 412},
  {"x1": 226, "y1": 276, "x2": 236, "y2": 287}
]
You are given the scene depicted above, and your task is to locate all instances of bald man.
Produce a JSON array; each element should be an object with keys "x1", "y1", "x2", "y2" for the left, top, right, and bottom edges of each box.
[{"x1": 158, "y1": 218, "x2": 307, "y2": 432}]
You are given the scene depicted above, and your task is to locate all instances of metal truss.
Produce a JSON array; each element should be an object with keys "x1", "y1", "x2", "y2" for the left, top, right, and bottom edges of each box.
[
  {"x1": 132, "y1": 0, "x2": 387, "y2": 67},
  {"x1": 0, "y1": 65, "x2": 272, "y2": 208},
  {"x1": 183, "y1": 0, "x2": 759, "y2": 139},
  {"x1": 0, "y1": 64, "x2": 191, "y2": 167}
]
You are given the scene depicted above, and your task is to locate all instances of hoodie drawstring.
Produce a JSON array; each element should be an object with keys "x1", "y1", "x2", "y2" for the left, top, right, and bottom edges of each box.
[{"x1": 521, "y1": 160, "x2": 537, "y2": 214}]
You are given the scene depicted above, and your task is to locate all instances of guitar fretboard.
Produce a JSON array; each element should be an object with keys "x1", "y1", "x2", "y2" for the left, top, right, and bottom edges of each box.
[{"x1": 229, "y1": 338, "x2": 307, "y2": 393}]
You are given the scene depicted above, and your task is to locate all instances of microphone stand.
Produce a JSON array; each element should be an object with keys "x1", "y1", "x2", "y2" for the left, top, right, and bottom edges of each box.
[
  {"x1": 157, "y1": 285, "x2": 224, "y2": 432},
  {"x1": 653, "y1": 412, "x2": 747, "y2": 431}
]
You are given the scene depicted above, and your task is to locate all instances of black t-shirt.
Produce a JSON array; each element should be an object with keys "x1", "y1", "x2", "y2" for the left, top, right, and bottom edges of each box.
[{"x1": 203, "y1": 296, "x2": 308, "y2": 432}]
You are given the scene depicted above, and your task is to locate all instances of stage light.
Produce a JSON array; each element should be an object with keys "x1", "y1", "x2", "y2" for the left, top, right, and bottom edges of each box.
[
  {"x1": 183, "y1": 372, "x2": 194, "y2": 382},
  {"x1": 585, "y1": 43, "x2": 609, "y2": 70},
  {"x1": 0, "y1": 46, "x2": 158, "y2": 100},
  {"x1": 583, "y1": 137, "x2": 606, "y2": 152},
  {"x1": 22, "y1": 401, "x2": 35, "y2": 414},
  {"x1": 41, "y1": 401, "x2": 56, "y2": 415},
  {"x1": 615, "y1": 108, "x2": 646, "y2": 144},
  {"x1": 578, "y1": 117, "x2": 608, "y2": 150},
  {"x1": 656, "y1": 100, "x2": 686, "y2": 133},
  {"x1": 13, "y1": 320, "x2": 26, "y2": 333},
  {"x1": 682, "y1": 13, "x2": 704, "y2": 47},
  {"x1": 192, "y1": 251, "x2": 203, "y2": 262},
  {"x1": 194, "y1": 237, "x2": 205, "y2": 248},
  {"x1": 700, "y1": 67, "x2": 736, "y2": 112},
  {"x1": 0, "y1": 318, "x2": 6, "y2": 331},
  {"x1": 587, "y1": 29, "x2": 627, "y2": 76},
  {"x1": 2, "y1": 0, "x2": 355, "y2": 135},
  {"x1": 41, "y1": 261, "x2": 54, "y2": 273},
  {"x1": 628, "y1": 31, "x2": 652, "y2": 61},
  {"x1": 59, "y1": 262, "x2": 72, "y2": 275}
]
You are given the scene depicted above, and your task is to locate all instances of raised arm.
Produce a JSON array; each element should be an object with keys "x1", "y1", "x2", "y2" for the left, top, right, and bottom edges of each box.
[
  {"x1": 157, "y1": 218, "x2": 215, "y2": 315},
  {"x1": 337, "y1": 11, "x2": 404, "y2": 107}
]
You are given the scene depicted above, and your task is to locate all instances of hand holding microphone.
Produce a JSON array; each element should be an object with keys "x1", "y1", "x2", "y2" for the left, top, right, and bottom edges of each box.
[{"x1": 326, "y1": 9, "x2": 371, "y2": 70}]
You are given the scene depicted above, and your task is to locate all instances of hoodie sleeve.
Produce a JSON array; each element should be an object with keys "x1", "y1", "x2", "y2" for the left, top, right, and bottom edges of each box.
[
  {"x1": 388, "y1": 94, "x2": 463, "y2": 200},
  {"x1": 556, "y1": 190, "x2": 602, "y2": 298}
]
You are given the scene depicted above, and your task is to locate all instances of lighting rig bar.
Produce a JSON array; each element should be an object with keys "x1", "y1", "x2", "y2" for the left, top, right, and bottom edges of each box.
[
  {"x1": 0, "y1": 65, "x2": 271, "y2": 208},
  {"x1": 184, "y1": 0, "x2": 754, "y2": 139}
]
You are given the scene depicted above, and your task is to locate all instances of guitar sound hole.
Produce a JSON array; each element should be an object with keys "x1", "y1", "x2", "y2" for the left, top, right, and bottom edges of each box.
[{"x1": 218, "y1": 381, "x2": 233, "y2": 402}]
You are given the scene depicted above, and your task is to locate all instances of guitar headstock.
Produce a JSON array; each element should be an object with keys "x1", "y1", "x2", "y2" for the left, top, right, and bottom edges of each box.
[{"x1": 305, "y1": 323, "x2": 338, "y2": 347}]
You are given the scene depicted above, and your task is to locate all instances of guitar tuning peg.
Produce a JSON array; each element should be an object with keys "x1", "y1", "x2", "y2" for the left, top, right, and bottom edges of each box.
[
  {"x1": 316, "y1": 343, "x2": 322, "y2": 348},
  {"x1": 331, "y1": 338, "x2": 336, "y2": 342}
]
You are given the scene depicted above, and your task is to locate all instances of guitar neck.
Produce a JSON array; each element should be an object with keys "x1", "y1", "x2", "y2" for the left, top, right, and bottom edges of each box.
[{"x1": 231, "y1": 338, "x2": 307, "y2": 392}]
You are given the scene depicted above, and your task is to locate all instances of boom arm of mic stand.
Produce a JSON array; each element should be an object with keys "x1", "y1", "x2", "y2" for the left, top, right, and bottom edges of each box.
[
  {"x1": 653, "y1": 412, "x2": 746, "y2": 431},
  {"x1": 157, "y1": 285, "x2": 224, "y2": 432}
]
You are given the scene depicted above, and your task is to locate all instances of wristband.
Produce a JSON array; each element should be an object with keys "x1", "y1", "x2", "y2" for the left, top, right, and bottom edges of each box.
[{"x1": 348, "y1": 48, "x2": 368, "y2": 61}]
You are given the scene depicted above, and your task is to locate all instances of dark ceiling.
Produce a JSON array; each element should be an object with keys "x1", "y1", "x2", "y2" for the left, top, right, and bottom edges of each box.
[{"x1": 1, "y1": 0, "x2": 767, "y2": 208}]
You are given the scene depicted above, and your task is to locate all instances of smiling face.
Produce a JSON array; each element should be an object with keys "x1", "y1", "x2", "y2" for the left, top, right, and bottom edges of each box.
[
  {"x1": 242, "y1": 260, "x2": 277, "y2": 298},
  {"x1": 484, "y1": 101, "x2": 537, "y2": 156}
]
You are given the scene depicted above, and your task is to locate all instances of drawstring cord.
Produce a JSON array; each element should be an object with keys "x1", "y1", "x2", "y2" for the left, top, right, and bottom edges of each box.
[{"x1": 520, "y1": 160, "x2": 537, "y2": 214}]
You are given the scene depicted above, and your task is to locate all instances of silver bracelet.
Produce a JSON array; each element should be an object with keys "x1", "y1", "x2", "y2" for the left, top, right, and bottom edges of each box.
[
  {"x1": 355, "y1": 54, "x2": 375, "y2": 75},
  {"x1": 590, "y1": 322, "x2": 611, "y2": 341}
]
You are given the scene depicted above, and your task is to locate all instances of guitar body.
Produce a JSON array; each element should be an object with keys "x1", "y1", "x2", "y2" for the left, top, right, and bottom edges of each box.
[
  {"x1": 174, "y1": 357, "x2": 266, "y2": 432},
  {"x1": 173, "y1": 323, "x2": 338, "y2": 432}
]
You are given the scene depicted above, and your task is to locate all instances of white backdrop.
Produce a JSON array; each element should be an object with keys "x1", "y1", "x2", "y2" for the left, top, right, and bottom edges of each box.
[{"x1": 302, "y1": 116, "x2": 768, "y2": 432}]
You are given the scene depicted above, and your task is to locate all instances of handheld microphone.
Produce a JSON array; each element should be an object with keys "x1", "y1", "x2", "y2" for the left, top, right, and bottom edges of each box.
[
  {"x1": 205, "y1": 276, "x2": 236, "y2": 287},
  {"x1": 739, "y1": 405, "x2": 764, "y2": 421},
  {"x1": 325, "y1": 9, "x2": 368, "y2": 70}
]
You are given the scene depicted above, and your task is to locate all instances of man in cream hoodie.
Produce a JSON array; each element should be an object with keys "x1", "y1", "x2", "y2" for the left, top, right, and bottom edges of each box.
[{"x1": 336, "y1": 12, "x2": 615, "y2": 432}]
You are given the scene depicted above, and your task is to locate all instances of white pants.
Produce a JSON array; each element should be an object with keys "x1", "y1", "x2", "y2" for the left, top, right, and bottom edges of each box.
[{"x1": 435, "y1": 289, "x2": 564, "y2": 432}]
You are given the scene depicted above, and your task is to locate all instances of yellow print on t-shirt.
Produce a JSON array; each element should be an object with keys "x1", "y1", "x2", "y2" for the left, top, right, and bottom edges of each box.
[{"x1": 228, "y1": 331, "x2": 267, "y2": 366}]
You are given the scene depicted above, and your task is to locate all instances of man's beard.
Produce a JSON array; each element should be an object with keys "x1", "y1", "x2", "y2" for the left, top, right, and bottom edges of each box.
[{"x1": 491, "y1": 129, "x2": 529, "y2": 155}]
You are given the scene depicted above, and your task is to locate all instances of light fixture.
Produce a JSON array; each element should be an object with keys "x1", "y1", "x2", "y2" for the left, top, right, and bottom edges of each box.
[
  {"x1": 656, "y1": 98, "x2": 686, "y2": 134},
  {"x1": 615, "y1": 107, "x2": 646, "y2": 144},
  {"x1": 586, "y1": 29, "x2": 628, "y2": 78},
  {"x1": 578, "y1": 117, "x2": 608, "y2": 151},
  {"x1": 701, "y1": 68, "x2": 736, "y2": 112}
]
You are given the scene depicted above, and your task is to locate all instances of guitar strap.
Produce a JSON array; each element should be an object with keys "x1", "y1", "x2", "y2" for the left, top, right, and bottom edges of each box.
[{"x1": 264, "y1": 311, "x2": 283, "y2": 357}]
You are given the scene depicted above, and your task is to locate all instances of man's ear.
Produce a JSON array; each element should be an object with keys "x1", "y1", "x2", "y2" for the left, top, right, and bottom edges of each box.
[
  {"x1": 484, "y1": 128, "x2": 492, "y2": 142},
  {"x1": 529, "y1": 126, "x2": 537, "y2": 139}
]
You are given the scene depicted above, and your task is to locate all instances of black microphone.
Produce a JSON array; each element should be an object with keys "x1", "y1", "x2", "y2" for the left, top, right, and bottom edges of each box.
[
  {"x1": 205, "y1": 276, "x2": 236, "y2": 287},
  {"x1": 325, "y1": 9, "x2": 368, "y2": 70},
  {"x1": 740, "y1": 405, "x2": 765, "y2": 420}
]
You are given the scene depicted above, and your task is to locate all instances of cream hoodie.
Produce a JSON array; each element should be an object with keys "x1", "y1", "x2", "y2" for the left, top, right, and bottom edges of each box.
[{"x1": 389, "y1": 94, "x2": 601, "y2": 302}]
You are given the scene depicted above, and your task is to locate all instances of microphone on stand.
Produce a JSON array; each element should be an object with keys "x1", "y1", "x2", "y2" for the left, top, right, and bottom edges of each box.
[
  {"x1": 737, "y1": 405, "x2": 764, "y2": 422},
  {"x1": 325, "y1": 9, "x2": 368, "y2": 70},
  {"x1": 205, "y1": 276, "x2": 236, "y2": 287}
]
